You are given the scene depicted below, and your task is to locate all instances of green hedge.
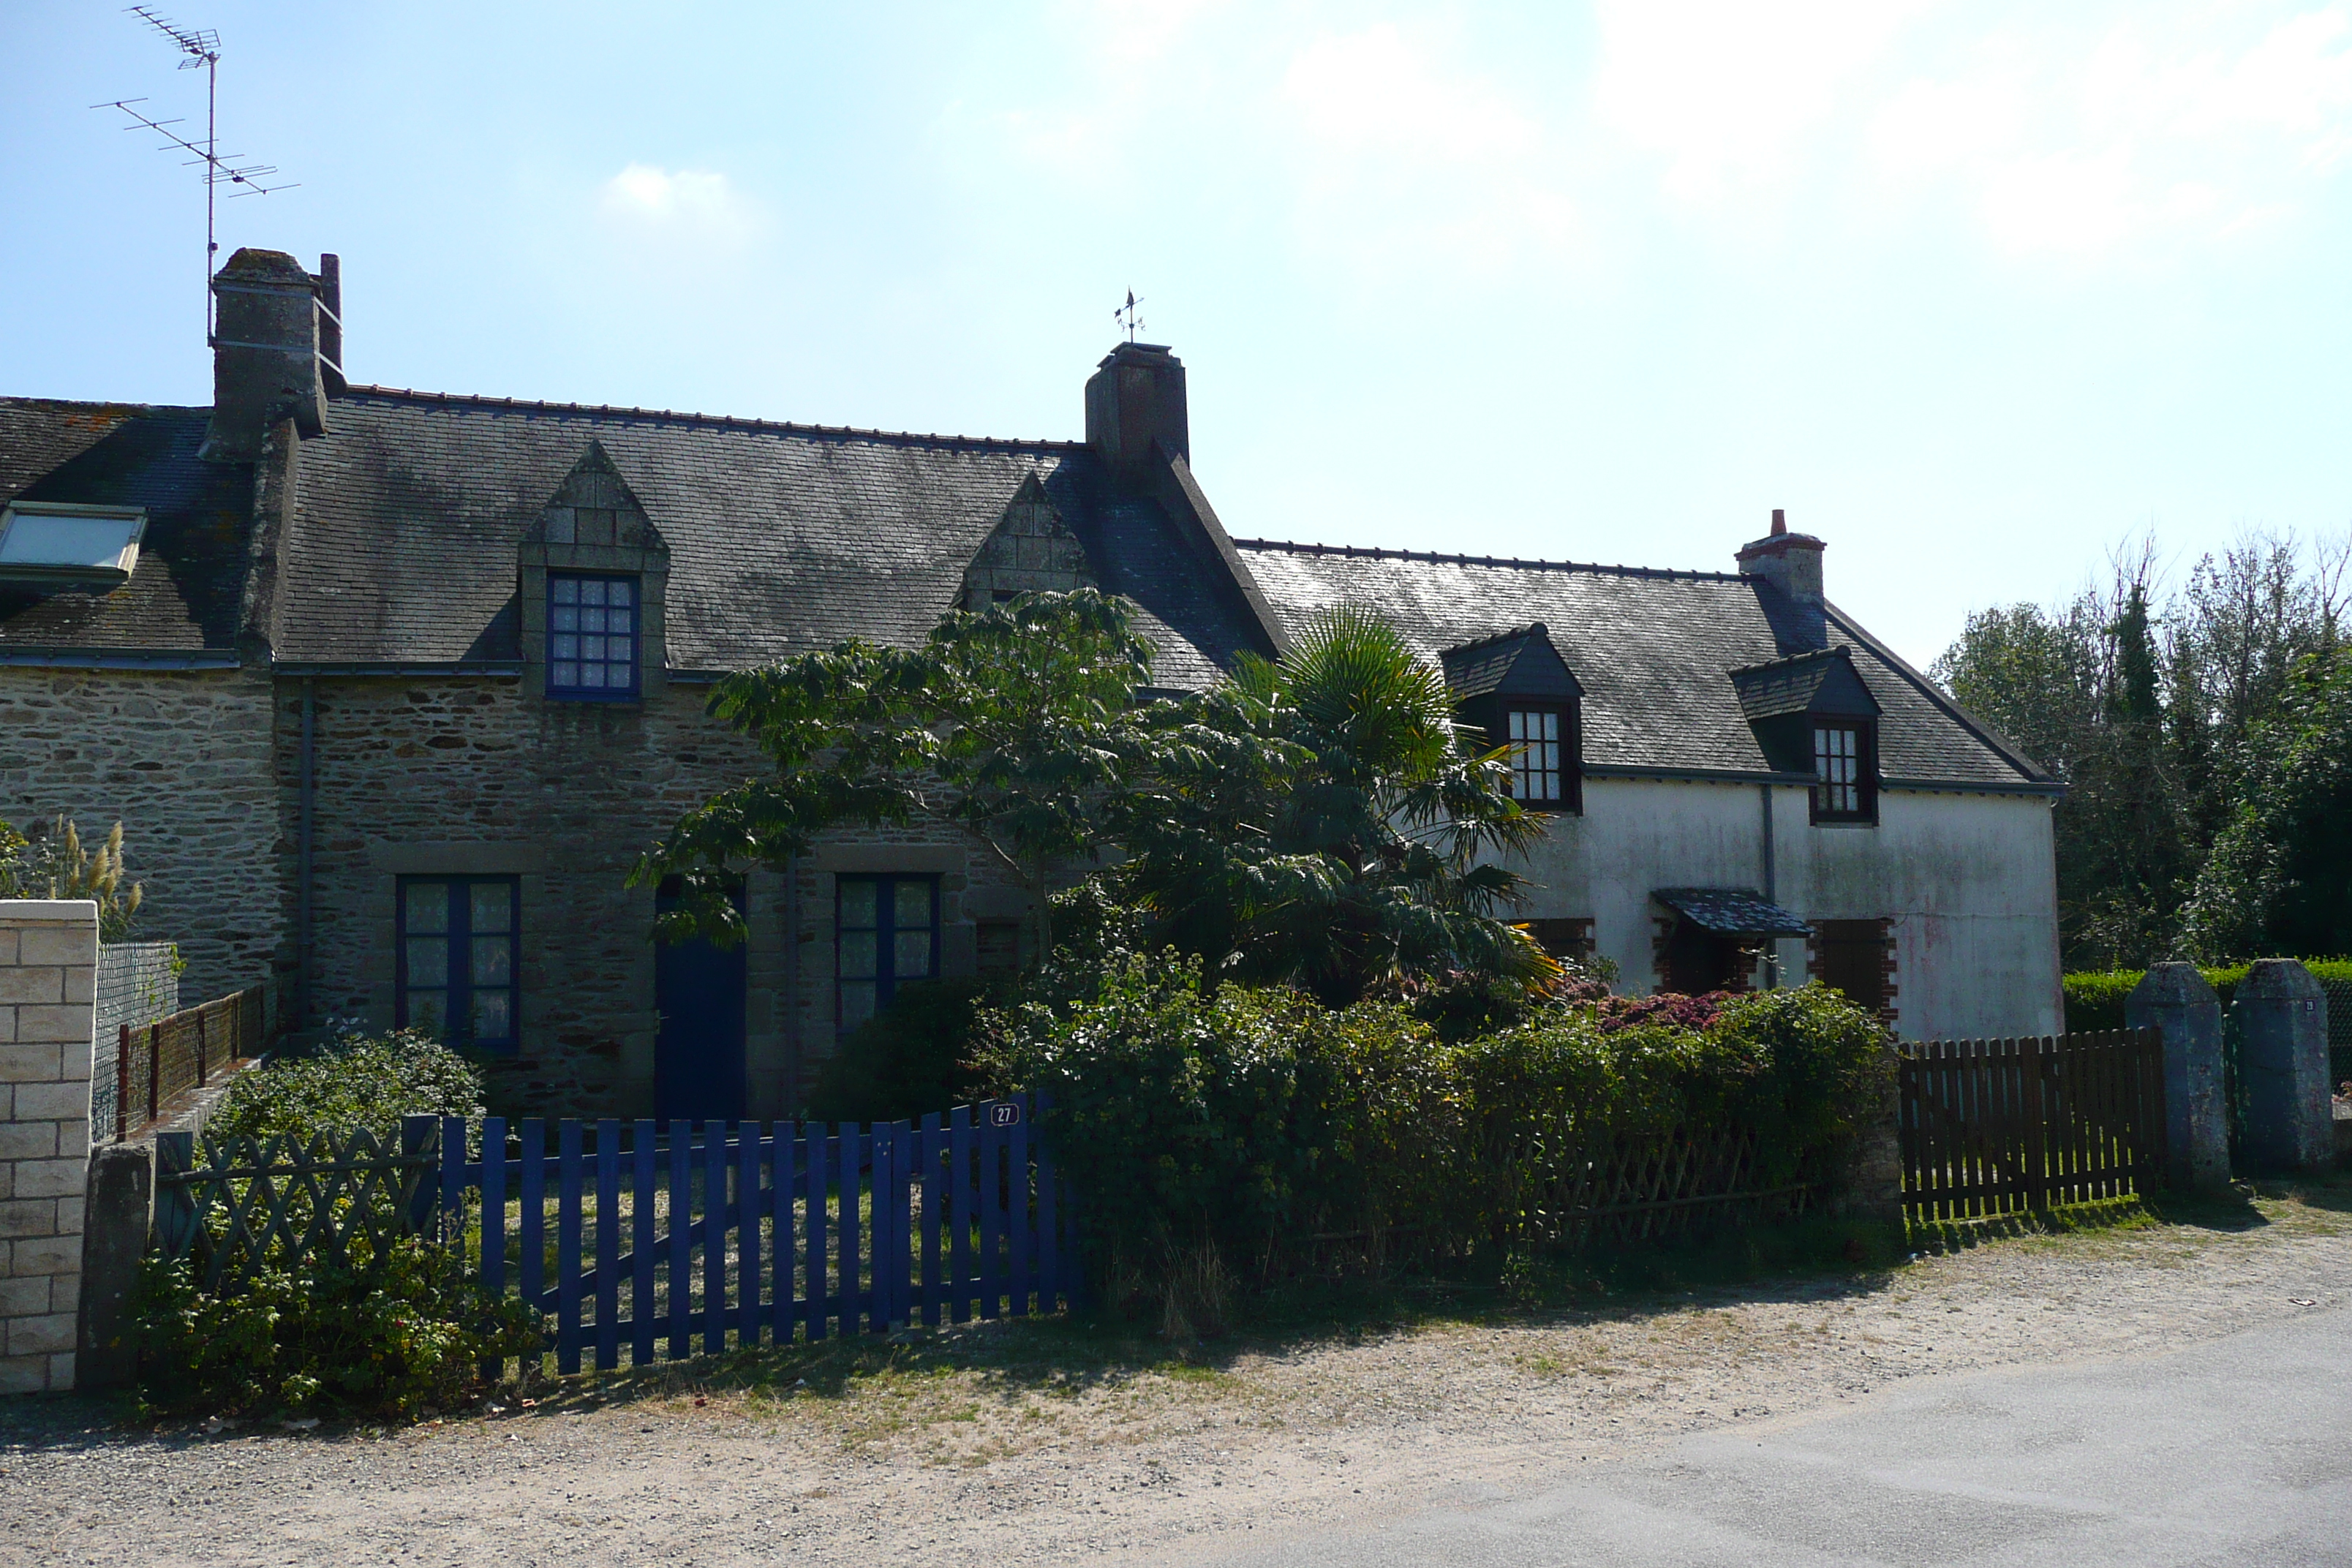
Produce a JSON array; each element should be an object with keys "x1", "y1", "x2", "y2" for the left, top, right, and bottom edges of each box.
[
  {"x1": 981, "y1": 958, "x2": 1890, "y2": 1333},
  {"x1": 207, "y1": 1028, "x2": 485, "y2": 1145},
  {"x1": 2063, "y1": 960, "x2": 2352, "y2": 1038}
]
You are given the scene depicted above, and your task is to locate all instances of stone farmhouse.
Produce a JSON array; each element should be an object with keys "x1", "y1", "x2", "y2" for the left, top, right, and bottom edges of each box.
[{"x1": 0, "y1": 248, "x2": 2063, "y2": 1117}]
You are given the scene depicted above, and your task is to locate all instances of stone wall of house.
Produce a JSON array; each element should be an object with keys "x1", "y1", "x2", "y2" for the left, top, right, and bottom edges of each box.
[
  {"x1": 0, "y1": 900, "x2": 95, "y2": 1395},
  {"x1": 0, "y1": 666, "x2": 283, "y2": 1007},
  {"x1": 286, "y1": 674, "x2": 1033, "y2": 1118}
]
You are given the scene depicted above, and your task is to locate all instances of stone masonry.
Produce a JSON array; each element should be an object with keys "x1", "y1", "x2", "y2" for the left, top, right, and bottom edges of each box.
[
  {"x1": 287, "y1": 673, "x2": 1031, "y2": 1118},
  {"x1": 0, "y1": 666, "x2": 282, "y2": 1006},
  {"x1": 0, "y1": 900, "x2": 96, "y2": 1395}
]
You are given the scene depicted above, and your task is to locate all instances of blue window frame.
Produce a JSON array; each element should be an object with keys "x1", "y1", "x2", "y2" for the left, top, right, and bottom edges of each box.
[
  {"x1": 835, "y1": 875, "x2": 939, "y2": 1035},
  {"x1": 547, "y1": 572, "x2": 639, "y2": 698},
  {"x1": 397, "y1": 876, "x2": 521, "y2": 1052}
]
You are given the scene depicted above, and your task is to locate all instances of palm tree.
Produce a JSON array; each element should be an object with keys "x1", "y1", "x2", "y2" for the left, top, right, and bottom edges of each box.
[{"x1": 1115, "y1": 605, "x2": 1557, "y2": 1003}]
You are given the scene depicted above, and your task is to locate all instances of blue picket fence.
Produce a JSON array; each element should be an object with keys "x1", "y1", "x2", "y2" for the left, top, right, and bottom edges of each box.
[{"x1": 429, "y1": 1096, "x2": 1077, "y2": 1373}]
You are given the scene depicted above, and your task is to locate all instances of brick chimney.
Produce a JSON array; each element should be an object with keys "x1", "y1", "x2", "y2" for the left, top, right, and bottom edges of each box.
[
  {"x1": 1085, "y1": 342, "x2": 1188, "y2": 467},
  {"x1": 200, "y1": 247, "x2": 331, "y2": 463},
  {"x1": 1736, "y1": 508, "x2": 1828, "y2": 652}
]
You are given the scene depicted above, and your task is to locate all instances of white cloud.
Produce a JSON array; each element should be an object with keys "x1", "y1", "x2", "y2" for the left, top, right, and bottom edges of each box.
[
  {"x1": 1284, "y1": 23, "x2": 1539, "y2": 162},
  {"x1": 598, "y1": 164, "x2": 764, "y2": 250},
  {"x1": 1591, "y1": 0, "x2": 1926, "y2": 201}
]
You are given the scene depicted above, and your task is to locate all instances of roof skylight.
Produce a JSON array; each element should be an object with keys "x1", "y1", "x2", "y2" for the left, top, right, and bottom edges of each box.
[{"x1": 0, "y1": 502, "x2": 146, "y2": 585}]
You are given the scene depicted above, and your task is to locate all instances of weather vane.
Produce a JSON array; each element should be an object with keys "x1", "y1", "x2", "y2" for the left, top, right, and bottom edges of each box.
[
  {"x1": 1114, "y1": 289, "x2": 1145, "y2": 342},
  {"x1": 94, "y1": 7, "x2": 298, "y2": 342}
]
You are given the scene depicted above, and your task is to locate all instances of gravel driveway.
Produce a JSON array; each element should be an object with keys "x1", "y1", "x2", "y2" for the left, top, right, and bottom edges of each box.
[{"x1": 2, "y1": 1191, "x2": 2345, "y2": 1567}]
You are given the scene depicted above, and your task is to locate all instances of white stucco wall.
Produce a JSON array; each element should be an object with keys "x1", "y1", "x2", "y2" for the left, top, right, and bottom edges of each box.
[{"x1": 1504, "y1": 776, "x2": 2062, "y2": 1041}]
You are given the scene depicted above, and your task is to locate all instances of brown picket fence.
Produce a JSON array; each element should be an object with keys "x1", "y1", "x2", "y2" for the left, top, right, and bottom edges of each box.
[
  {"x1": 1899, "y1": 1028, "x2": 2167, "y2": 1219},
  {"x1": 111, "y1": 984, "x2": 276, "y2": 1142}
]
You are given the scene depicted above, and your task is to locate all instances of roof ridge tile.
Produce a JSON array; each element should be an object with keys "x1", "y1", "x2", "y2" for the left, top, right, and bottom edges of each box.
[
  {"x1": 334, "y1": 384, "x2": 1086, "y2": 454},
  {"x1": 1229, "y1": 536, "x2": 1748, "y2": 583}
]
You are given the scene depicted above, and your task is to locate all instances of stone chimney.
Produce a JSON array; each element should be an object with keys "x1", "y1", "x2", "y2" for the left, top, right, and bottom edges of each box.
[
  {"x1": 316, "y1": 252, "x2": 347, "y2": 396},
  {"x1": 1736, "y1": 508, "x2": 1828, "y2": 653},
  {"x1": 1085, "y1": 342, "x2": 1188, "y2": 467},
  {"x1": 200, "y1": 248, "x2": 329, "y2": 463}
]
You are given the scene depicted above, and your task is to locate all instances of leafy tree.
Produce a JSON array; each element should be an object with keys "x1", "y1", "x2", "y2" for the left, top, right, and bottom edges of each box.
[
  {"x1": 1112, "y1": 605, "x2": 1555, "y2": 1005},
  {"x1": 631, "y1": 589, "x2": 1156, "y2": 953},
  {"x1": 640, "y1": 592, "x2": 1556, "y2": 1005},
  {"x1": 2180, "y1": 649, "x2": 2352, "y2": 959}
]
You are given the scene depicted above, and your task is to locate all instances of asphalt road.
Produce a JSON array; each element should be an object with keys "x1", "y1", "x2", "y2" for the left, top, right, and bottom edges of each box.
[{"x1": 1183, "y1": 1302, "x2": 2352, "y2": 1568}]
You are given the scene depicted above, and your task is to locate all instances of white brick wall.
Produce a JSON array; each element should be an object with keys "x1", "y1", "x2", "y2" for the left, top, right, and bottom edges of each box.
[{"x1": 0, "y1": 901, "x2": 96, "y2": 1395}]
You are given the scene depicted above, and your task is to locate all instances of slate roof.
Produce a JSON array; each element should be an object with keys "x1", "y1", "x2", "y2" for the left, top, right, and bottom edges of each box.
[
  {"x1": 1729, "y1": 647, "x2": 1880, "y2": 720},
  {"x1": 1233, "y1": 540, "x2": 2054, "y2": 790},
  {"x1": 270, "y1": 388, "x2": 1262, "y2": 687},
  {"x1": 1439, "y1": 623, "x2": 1582, "y2": 701},
  {"x1": 1654, "y1": 887, "x2": 1814, "y2": 936},
  {"x1": 0, "y1": 400, "x2": 253, "y2": 652}
]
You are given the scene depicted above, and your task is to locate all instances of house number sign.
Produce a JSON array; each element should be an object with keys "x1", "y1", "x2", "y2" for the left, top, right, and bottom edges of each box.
[{"x1": 990, "y1": 1102, "x2": 1022, "y2": 1128}]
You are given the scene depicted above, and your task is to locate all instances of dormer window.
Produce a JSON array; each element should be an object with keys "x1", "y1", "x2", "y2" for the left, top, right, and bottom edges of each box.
[
  {"x1": 1507, "y1": 706, "x2": 1565, "y2": 804},
  {"x1": 548, "y1": 573, "x2": 640, "y2": 698},
  {"x1": 1730, "y1": 647, "x2": 1882, "y2": 827},
  {"x1": 1441, "y1": 623, "x2": 1584, "y2": 816},
  {"x1": 0, "y1": 502, "x2": 146, "y2": 585}
]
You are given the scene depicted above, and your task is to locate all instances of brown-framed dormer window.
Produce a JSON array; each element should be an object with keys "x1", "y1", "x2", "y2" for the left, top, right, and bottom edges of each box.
[
  {"x1": 1507, "y1": 706, "x2": 1567, "y2": 806},
  {"x1": 1811, "y1": 719, "x2": 1877, "y2": 823}
]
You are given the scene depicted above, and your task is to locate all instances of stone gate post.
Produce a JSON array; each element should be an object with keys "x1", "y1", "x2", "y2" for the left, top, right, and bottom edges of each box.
[
  {"x1": 0, "y1": 900, "x2": 98, "y2": 1394},
  {"x1": 2234, "y1": 958, "x2": 2332, "y2": 1174},
  {"x1": 2126, "y1": 962, "x2": 2228, "y2": 1194}
]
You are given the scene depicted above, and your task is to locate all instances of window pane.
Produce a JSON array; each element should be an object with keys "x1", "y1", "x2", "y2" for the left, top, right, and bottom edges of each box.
[
  {"x1": 839, "y1": 931, "x2": 878, "y2": 979},
  {"x1": 839, "y1": 981, "x2": 877, "y2": 1033},
  {"x1": 406, "y1": 991, "x2": 448, "y2": 1036},
  {"x1": 551, "y1": 662, "x2": 579, "y2": 687},
  {"x1": 404, "y1": 937, "x2": 449, "y2": 989},
  {"x1": 582, "y1": 663, "x2": 607, "y2": 688},
  {"x1": 553, "y1": 578, "x2": 579, "y2": 605},
  {"x1": 551, "y1": 633, "x2": 579, "y2": 660},
  {"x1": 838, "y1": 880, "x2": 878, "y2": 928},
  {"x1": 471, "y1": 882, "x2": 511, "y2": 932},
  {"x1": 608, "y1": 580, "x2": 633, "y2": 608},
  {"x1": 472, "y1": 935, "x2": 513, "y2": 986},
  {"x1": 580, "y1": 606, "x2": 606, "y2": 634},
  {"x1": 581, "y1": 635, "x2": 606, "y2": 663},
  {"x1": 889, "y1": 878, "x2": 935, "y2": 929},
  {"x1": 472, "y1": 990, "x2": 513, "y2": 1042},
  {"x1": 894, "y1": 930, "x2": 935, "y2": 978},
  {"x1": 405, "y1": 883, "x2": 451, "y2": 935},
  {"x1": 552, "y1": 604, "x2": 579, "y2": 633},
  {"x1": 580, "y1": 579, "x2": 607, "y2": 606}
]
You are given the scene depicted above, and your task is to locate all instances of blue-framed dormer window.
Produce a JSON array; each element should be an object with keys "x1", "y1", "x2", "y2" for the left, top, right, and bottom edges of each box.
[
  {"x1": 548, "y1": 573, "x2": 640, "y2": 698},
  {"x1": 835, "y1": 875, "x2": 940, "y2": 1035},
  {"x1": 397, "y1": 876, "x2": 521, "y2": 1052}
]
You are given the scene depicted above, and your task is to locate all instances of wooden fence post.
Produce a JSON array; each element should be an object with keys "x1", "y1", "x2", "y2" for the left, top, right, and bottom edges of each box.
[
  {"x1": 153, "y1": 1131, "x2": 197, "y2": 1259},
  {"x1": 400, "y1": 1115, "x2": 440, "y2": 1237},
  {"x1": 113, "y1": 1025, "x2": 130, "y2": 1144},
  {"x1": 2024, "y1": 1036, "x2": 2051, "y2": 1210}
]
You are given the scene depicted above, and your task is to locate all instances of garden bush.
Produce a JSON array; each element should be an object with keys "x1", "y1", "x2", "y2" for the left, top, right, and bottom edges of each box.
[
  {"x1": 206, "y1": 1026, "x2": 485, "y2": 1145},
  {"x1": 981, "y1": 958, "x2": 1891, "y2": 1332},
  {"x1": 2061, "y1": 960, "x2": 2352, "y2": 1033},
  {"x1": 131, "y1": 1240, "x2": 543, "y2": 1420},
  {"x1": 802, "y1": 976, "x2": 1003, "y2": 1125}
]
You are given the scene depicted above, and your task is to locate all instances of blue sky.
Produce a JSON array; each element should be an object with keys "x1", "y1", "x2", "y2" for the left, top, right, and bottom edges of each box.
[{"x1": 6, "y1": 1, "x2": 2351, "y2": 668}]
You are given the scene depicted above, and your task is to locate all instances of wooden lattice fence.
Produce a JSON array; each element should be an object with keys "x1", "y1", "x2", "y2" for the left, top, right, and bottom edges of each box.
[
  {"x1": 1899, "y1": 1028, "x2": 2167, "y2": 1219},
  {"x1": 153, "y1": 1122, "x2": 439, "y2": 1293},
  {"x1": 1503, "y1": 1123, "x2": 1816, "y2": 1252}
]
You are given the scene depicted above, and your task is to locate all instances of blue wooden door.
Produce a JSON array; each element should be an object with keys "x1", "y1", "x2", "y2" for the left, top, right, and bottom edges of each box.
[{"x1": 655, "y1": 879, "x2": 747, "y2": 1120}]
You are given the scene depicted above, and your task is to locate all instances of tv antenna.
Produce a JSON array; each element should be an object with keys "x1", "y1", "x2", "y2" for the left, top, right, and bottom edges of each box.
[
  {"x1": 94, "y1": 7, "x2": 297, "y2": 342},
  {"x1": 1114, "y1": 289, "x2": 1145, "y2": 342}
]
